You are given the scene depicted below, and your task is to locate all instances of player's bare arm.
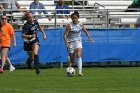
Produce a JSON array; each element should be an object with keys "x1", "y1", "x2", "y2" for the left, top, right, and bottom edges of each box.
[
  {"x1": 82, "y1": 23, "x2": 94, "y2": 43},
  {"x1": 11, "y1": 34, "x2": 16, "y2": 48},
  {"x1": 38, "y1": 26, "x2": 46, "y2": 40},
  {"x1": 64, "y1": 24, "x2": 70, "y2": 48}
]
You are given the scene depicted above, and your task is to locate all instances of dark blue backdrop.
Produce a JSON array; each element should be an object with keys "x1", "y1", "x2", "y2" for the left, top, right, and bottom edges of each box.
[{"x1": 8, "y1": 28, "x2": 140, "y2": 64}]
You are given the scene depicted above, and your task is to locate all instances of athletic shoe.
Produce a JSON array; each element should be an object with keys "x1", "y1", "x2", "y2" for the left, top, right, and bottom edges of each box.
[
  {"x1": 0, "y1": 68, "x2": 3, "y2": 73},
  {"x1": 78, "y1": 73, "x2": 83, "y2": 76},
  {"x1": 35, "y1": 68, "x2": 40, "y2": 75},
  {"x1": 10, "y1": 66, "x2": 15, "y2": 71}
]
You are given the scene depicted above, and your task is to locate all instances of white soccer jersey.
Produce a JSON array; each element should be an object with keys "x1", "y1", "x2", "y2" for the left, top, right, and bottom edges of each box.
[{"x1": 67, "y1": 21, "x2": 83, "y2": 42}]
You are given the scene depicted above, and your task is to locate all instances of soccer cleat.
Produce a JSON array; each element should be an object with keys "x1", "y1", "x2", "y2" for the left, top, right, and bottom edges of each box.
[
  {"x1": 10, "y1": 66, "x2": 15, "y2": 71},
  {"x1": 34, "y1": 62, "x2": 40, "y2": 75},
  {"x1": 0, "y1": 68, "x2": 3, "y2": 73},
  {"x1": 35, "y1": 68, "x2": 40, "y2": 75},
  {"x1": 78, "y1": 73, "x2": 83, "y2": 76}
]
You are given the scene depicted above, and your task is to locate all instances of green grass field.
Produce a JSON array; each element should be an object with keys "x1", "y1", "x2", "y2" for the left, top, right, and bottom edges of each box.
[{"x1": 0, "y1": 67, "x2": 140, "y2": 93}]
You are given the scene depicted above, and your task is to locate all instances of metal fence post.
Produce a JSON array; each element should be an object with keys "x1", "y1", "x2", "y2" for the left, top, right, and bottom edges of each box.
[
  {"x1": 106, "y1": 9, "x2": 109, "y2": 28},
  {"x1": 60, "y1": 62, "x2": 63, "y2": 69},
  {"x1": 54, "y1": 11, "x2": 57, "y2": 28}
]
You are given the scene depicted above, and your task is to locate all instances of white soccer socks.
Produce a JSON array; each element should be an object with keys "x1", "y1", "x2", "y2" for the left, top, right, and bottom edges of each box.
[{"x1": 77, "y1": 57, "x2": 83, "y2": 75}]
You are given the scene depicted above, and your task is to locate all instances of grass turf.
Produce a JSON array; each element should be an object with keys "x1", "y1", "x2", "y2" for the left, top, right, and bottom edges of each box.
[{"x1": 0, "y1": 67, "x2": 140, "y2": 93}]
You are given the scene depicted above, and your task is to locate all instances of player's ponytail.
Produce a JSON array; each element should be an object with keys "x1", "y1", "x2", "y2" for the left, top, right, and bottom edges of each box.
[{"x1": 71, "y1": 10, "x2": 79, "y2": 18}]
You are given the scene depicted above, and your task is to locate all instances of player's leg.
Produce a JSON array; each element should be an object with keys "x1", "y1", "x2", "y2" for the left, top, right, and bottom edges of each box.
[
  {"x1": 26, "y1": 51, "x2": 33, "y2": 69},
  {"x1": 6, "y1": 57, "x2": 15, "y2": 71},
  {"x1": 24, "y1": 42, "x2": 33, "y2": 69},
  {"x1": 75, "y1": 48, "x2": 83, "y2": 76},
  {"x1": 0, "y1": 51, "x2": 2, "y2": 72},
  {"x1": 68, "y1": 53, "x2": 75, "y2": 66},
  {"x1": 75, "y1": 40, "x2": 83, "y2": 76},
  {"x1": 32, "y1": 43, "x2": 40, "y2": 74},
  {"x1": 0, "y1": 47, "x2": 9, "y2": 73},
  {"x1": 68, "y1": 41, "x2": 75, "y2": 66},
  {"x1": 0, "y1": 58, "x2": 2, "y2": 73}
]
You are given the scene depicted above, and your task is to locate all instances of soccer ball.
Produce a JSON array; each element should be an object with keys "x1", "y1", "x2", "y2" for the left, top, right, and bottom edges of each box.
[{"x1": 66, "y1": 67, "x2": 75, "y2": 77}]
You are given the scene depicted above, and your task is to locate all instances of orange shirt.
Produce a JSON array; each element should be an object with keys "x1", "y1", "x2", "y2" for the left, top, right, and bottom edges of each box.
[{"x1": 0, "y1": 22, "x2": 14, "y2": 47}]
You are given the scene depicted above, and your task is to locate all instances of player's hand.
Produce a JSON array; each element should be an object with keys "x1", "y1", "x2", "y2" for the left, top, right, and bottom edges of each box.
[
  {"x1": 66, "y1": 42, "x2": 70, "y2": 48},
  {"x1": 89, "y1": 37, "x2": 94, "y2": 43},
  {"x1": 14, "y1": 42, "x2": 16, "y2": 48},
  {"x1": 32, "y1": 34, "x2": 36, "y2": 38},
  {"x1": 43, "y1": 34, "x2": 46, "y2": 40}
]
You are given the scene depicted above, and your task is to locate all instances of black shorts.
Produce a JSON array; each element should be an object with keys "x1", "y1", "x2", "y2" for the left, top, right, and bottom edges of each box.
[
  {"x1": 24, "y1": 38, "x2": 40, "y2": 52},
  {"x1": 1, "y1": 46, "x2": 10, "y2": 50}
]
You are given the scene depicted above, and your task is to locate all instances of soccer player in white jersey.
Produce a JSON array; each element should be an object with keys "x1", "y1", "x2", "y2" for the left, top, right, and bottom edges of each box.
[{"x1": 64, "y1": 11, "x2": 94, "y2": 76}]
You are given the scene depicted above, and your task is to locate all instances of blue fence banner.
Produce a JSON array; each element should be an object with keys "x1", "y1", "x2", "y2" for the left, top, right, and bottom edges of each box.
[{"x1": 8, "y1": 28, "x2": 140, "y2": 64}]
